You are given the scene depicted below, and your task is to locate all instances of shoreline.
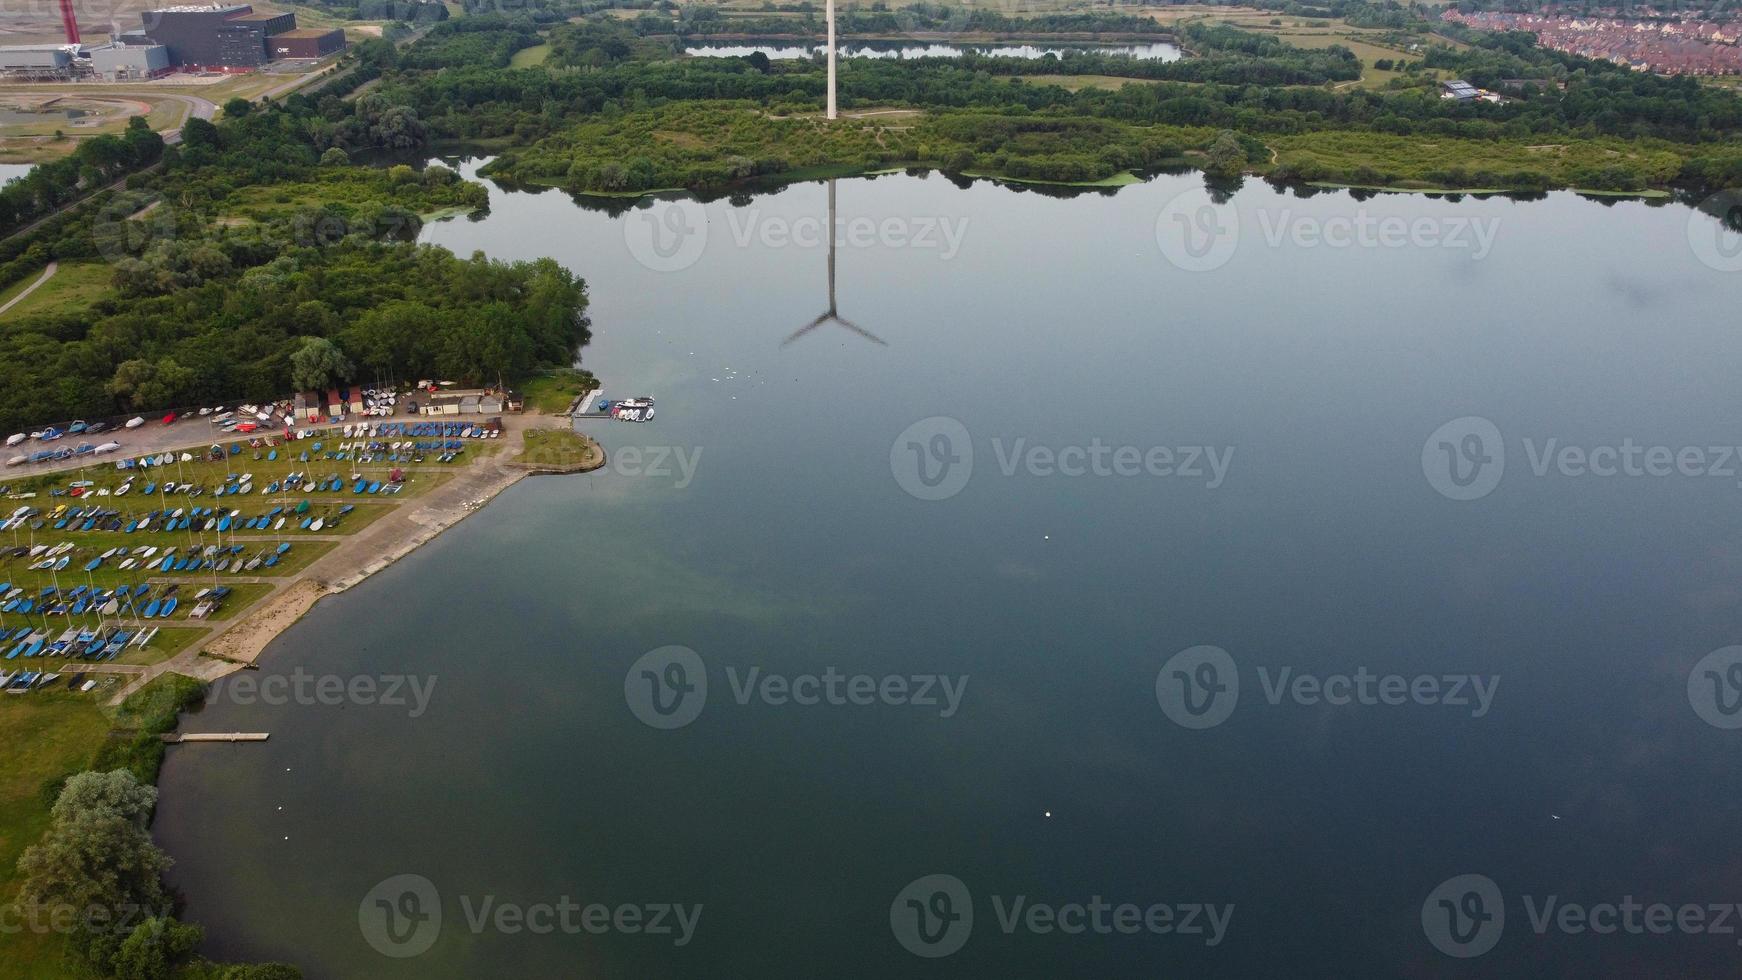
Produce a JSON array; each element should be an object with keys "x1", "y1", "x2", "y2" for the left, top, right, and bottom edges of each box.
[{"x1": 106, "y1": 417, "x2": 604, "y2": 702}]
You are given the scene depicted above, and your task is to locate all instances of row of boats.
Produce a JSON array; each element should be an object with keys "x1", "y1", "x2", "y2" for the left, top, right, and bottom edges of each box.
[
  {"x1": 599, "y1": 397, "x2": 656, "y2": 423},
  {"x1": 81, "y1": 467, "x2": 401, "y2": 501},
  {"x1": 6, "y1": 500, "x2": 353, "y2": 537},
  {"x1": 6, "y1": 540, "x2": 297, "y2": 578},
  {"x1": 3, "y1": 623, "x2": 160, "y2": 662},
  {"x1": 0, "y1": 582, "x2": 239, "y2": 637},
  {"x1": 4, "y1": 670, "x2": 101, "y2": 694}
]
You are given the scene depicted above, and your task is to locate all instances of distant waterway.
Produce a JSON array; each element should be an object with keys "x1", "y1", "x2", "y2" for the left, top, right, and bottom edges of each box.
[{"x1": 155, "y1": 161, "x2": 1742, "y2": 977}]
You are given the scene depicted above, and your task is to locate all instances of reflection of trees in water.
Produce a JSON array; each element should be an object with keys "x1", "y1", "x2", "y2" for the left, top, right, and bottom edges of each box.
[
  {"x1": 1683, "y1": 189, "x2": 1742, "y2": 234},
  {"x1": 443, "y1": 150, "x2": 1728, "y2": 227}
]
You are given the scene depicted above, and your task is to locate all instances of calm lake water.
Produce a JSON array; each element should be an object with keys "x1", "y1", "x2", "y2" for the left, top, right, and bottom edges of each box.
[
  {"x1": 0, "y1": 164, "x2": 35, "y2": 186},
  {"x1": 686, "y1": 41, "x2": 1182, "y2": 60},
  {"x1": 154, "y1": 165, "x2": 1742, "y2": 977}
]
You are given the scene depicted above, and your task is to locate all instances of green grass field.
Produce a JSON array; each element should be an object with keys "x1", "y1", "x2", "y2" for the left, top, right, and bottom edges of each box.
[
  {"x1": 520, "y1": 369, "x2": 598, "y2": 415},
  {"x1": 0, "y1": 688, "x2": 117, "y2": 980},
  {"x1": 517, "y1": 428, "x2": 599, "y2": 469},
  {"x1": 0, "y1": 262, "x2": 115, "y2": 322},
  {"x1": 510, "y1": 43, "x2": 552, "y2": 68},
  {"x1": 1010, "y1": 73, "x2": 1158, "y2": 92},
  {"x1": 1267, "y1": 130, "x2": 1688, "y2": 189}
]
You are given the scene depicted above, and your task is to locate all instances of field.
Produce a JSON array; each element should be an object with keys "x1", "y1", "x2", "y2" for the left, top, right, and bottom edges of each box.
[
  {"x1": 510, "y1": 43, "x2": 552, "y2": 68},
  {"x1": 1010, "y1": 72, "x2": 1156, "y2": 91},
  {"x1": 0, "y1": 688, "x2": 115, "y2": 980},
  {"x1": 0, "y1": 261, "x2": 114, "y2": 322},
  {"x1": 520, "y1": 368, "x2": 598, "y2": 415},
  {"x1": 517, "y1": 427, "x2": 599, "y2": 469},
  {"x1": 1141, "y1": 3, "x2": 1463, "y2": 89},
  {"x1": 1268, "y1": 129, "x2": 1687, "y2": 190},
  {"x1": 0, "y1": 673, "x2": 205, "y2": 980}
]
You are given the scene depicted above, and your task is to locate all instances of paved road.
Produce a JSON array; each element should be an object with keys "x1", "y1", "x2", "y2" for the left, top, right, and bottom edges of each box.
[
  {"x1": 3, "y1": 414, "x2": 360, "y2": 480},
  {"x1": 157, "y1": 93, "x2": 217, "y2": 144},
  {"x1": 0, "y1": 261, "x2": 56, "y2": 316}
]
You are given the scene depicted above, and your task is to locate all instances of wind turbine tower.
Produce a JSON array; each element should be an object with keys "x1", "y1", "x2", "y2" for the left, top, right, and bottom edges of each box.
[{"x1": 825, "y1": 0, "x2": 837, "y2": 120}]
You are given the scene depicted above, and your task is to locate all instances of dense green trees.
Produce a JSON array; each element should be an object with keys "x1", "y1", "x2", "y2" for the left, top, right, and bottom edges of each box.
[
  {"x1": 398, "y1": 15, "x2": 541, "y2": 70},
  {"x1": 0, "y1": 119, "x2": 162, "y2": 238},
  {"x1": 15, "y1": 771, "x2": 179, "y2": 975},
  {"x1": 290, "y1": 336, "x2": 355, "y2": 391},
  {"x1": 0, "y1": 60, "x2": 588, "y2": 430},
  {"x1": 0, "y1": 237, "x2": 588, "y2": 430},
  {"x1": 13, "y1": 767, "x2": 304, "y2": 979}
]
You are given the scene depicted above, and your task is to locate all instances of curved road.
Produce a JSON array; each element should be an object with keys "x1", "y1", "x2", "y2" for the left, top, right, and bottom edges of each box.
[
  {"x1": 158, "y1": 93, "x2": 217, "y2": 145},
  {"x1": 0, "y1": 261, "x2": 57, "y2": 316}
]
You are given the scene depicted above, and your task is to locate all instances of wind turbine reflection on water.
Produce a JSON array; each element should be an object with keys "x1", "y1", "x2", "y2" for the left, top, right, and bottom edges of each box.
[{"x1": 782, "y1": 179, "x2": 889, "y2": 348}]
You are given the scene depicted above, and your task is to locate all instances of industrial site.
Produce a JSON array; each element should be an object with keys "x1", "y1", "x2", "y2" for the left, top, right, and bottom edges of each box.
[{"x1": 0, "y1": 3, "x2": 345, "y2": 82}]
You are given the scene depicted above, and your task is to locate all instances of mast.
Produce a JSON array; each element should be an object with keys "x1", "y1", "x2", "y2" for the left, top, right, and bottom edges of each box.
[{"x1": 826, "y1": 0, "x2": 838, "y2": 120}]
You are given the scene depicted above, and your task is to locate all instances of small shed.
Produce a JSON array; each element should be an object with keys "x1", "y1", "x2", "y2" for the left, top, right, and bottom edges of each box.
[
  {"x1": 325, "y1": 388, "x2": 344, "y2": 416},
  {"x1": 347, "y1": 388, "x2": 364, "y2": 413},
  {"x1": 479, "y1": 396, "x2": 503, "y2": 414},
  {"x1": 459, "y1": 395, "x2": 480, "y2": 414}
]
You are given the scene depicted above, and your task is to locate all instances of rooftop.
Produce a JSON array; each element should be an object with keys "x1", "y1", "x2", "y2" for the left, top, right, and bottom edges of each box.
[
  {"x1": 275, "y1": 27, "x2": 340, "y2": 38},
  {"x1": 147, "y1": 4, "x2": 250, "y2": 13}
]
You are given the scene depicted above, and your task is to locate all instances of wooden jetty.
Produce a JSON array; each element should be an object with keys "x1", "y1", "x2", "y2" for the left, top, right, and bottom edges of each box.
[{"x1": 160, "y1": 732, "x2": 271, "y2": 744}]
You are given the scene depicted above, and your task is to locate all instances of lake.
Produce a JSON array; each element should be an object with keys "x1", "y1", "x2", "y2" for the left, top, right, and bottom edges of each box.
[
  {"x1": 685, "y1": 41, "x2": 1182, "y2": 61},
  {"x1": 154, "y1": 165, "x2": 1742, "y2": 977}
]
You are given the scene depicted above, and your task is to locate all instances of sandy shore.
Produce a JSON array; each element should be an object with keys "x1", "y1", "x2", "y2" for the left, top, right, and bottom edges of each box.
[{"x1": 106, "y1": 418, "x2": 602, "y2": 703}]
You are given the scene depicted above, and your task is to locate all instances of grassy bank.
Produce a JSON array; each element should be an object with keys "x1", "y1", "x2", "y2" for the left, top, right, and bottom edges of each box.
[
  {"x1": 1266, "y1": 130, "x2": 1688, "y2": 192},
  {"x1": 520, "y1": 368, "x2": 598, "y2": 415},
  {"x1": 0, "y1": 674, "x2": 204, "y2": 980},
  {"x1": 516, "y1": 427, "x2": 603, "y2": 471},
  {"x1": 477, "y1": 96, "x2": 1728, "y2": 198},
  {"x1": 0, "y1": 261, "x2": 114, "y2": 322}
]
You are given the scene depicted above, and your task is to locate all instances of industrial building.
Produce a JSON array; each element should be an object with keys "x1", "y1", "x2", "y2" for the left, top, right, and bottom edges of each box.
[
  {"x1": 0, "y1": 1, "x2": 342, "y2": 80},
  {"x1": 89, "y1": 41, "x2": 172, "y2": 81},
  {"x1": 0, "y1": 46, "x2": 75, "y2": 80},
  {"x1": 130, "y1": 5, "x2": 344, "y2": 71},
  {"x1": 133, "y1": 5, "x2": 271, "y2": 71},
  {"x1": 272, "y1": 28, "x2": 347, "y2": 60},
  {"x1": 0, "y1": 2, "x2": 343, "y2": 80}
]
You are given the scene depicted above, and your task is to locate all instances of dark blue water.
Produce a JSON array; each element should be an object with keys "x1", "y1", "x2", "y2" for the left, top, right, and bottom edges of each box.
[{"x1": 154, "y1": 168, "x2": 1742, "y2": 978}]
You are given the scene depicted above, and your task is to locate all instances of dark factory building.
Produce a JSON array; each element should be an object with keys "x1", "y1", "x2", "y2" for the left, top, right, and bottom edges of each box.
[
  {"x1": 136, "y1": 4, "x2": 342, "y2": 71},
  {"x1": 271, "y1": 28, "x2": 347, "y2": 59}
]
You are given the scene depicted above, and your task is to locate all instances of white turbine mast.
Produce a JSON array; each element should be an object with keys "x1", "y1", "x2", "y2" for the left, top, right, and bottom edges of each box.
[{"x1": 826, "y1": 0, "x2": 838, "y2": 120}]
